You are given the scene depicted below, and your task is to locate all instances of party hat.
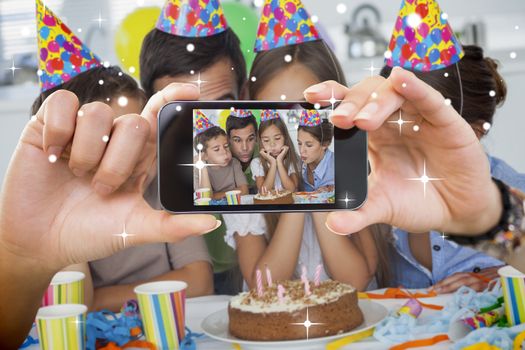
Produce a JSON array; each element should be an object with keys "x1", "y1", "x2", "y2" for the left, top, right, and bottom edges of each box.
[
  {"x1": 299, "y1": 110, "x2": 321, "y2": 127},
  {"x1": 156, "y1": 0, "x2": 228, "y2": 37},
  {"x1": 36, "y1": 0, "x2": 102, "y2": 92},
  {"x1": 385, "y1": 0, "x2": 464, "y2": 72},
  {"x1": 194, "y1": 110, "x2": 215, "y2": 135},
  {"x1": 260, "y1": 109, "x2": 281, "y2": 122},
  {"x1": 254, "y1": 0, "x2": 320, "y2": 52},
  {"x1": 231, "y1": 109, "x2": 254, "y2": 119}
]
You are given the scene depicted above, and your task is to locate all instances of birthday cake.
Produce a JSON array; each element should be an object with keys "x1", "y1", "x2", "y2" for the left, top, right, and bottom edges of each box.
[
  {"x1": 228, "y1": 280, "x2": 363, "y2": 341},
  {"x1": 253, "y1": 189, "x2": 294, "y2": 205}
]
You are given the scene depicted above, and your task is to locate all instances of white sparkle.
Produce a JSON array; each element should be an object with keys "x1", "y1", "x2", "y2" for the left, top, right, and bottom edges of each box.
[
  {"x1": 77, "y1": 110, "x2": 84, "y2": 117},
  {"x1": 117, "y1": 96, "x2": 128, "y2": 107},
  {"x1": 190, "y1": 72, "x2": 208, "y2": 91},
  {"x1": 320, "y1": 88, "x2": 342, "y2": 116},
  {"x1": 113, "y1": 224, "x2": 135, "y2": 247},
  {"x1": 92, "y1": 12, "x2": 106, "y2": 28},
  {"x1": 440, "y1": 232, "x2": 449, "y2": 241},
  {"x1": 280, "y1": 94, "x2": 287, "y2": 100},
  {"x1": 31, "y1": 115, "x2": 37, "y2": 122},
  {"x1": 413, "y1": 125, "x2": 420, "y2": 132},
  {"x1": 311, "y1": 15, "x2": 319, "y2": 23},
  {"x1": 136, "y1": 0, "x2": 144, "y2": 5},
  {"x1": 118, "y1": 72, "x2": 123, "y2": 76},
  {"x1": 336, "y1": 3, "x2": 347, "y2": 14},
  {"x1": 190, "y1": 70, "x2": 195, "y2": 75},
  {"x1": 103, "y1": 61, "x2": 110, "y2": 68},
  {"x1": 197, "y1": 143, "x2": 204, "y2": 151},
  {"x1": 175, "y1": 105, "x2": 182, "y2": 112},
  {"x1": 402, "y1": 82, "x2": 407, "y2": 88},
  {"x1": 253, "y1": 0, "x2": 264, "y2": 7},
  {"x1": 384, "y1": 50, "x2": 392, "y2": 59},
  {"x1": 77, "y1": 28, "x2": 82, "y2": 33},
  {"x1": 291, "y1": 307, "x2": 324, "y2": 340},
  {"x1": 489, "y1": 90, "x2": 496, "y2": 97},
  {"x1": 371, "y1": 92, "x2": 378, "y2": 99},
  {"x1": 48, "y1": 154, "x2": 57, "y2": 163},
  {"x1": 364, "y1": 61, "x2": 380, "y2": 77},
  {"x1": 186, "y1": 43, "x2": 195, "y2": 52},
  {"x1": 284, "y1": 54, "x2": 292, "y2": 63},
  {"x1": 314, "y1": 103, "x2": 321, "y2": 109},
  {"x1": 338, "y1": 193, "x2": 356, "y2": 208},
  {"x1": 20, "y1": 27, "x2": 30, "y2": 37},
  {"x1": 387, "y1": 110, "x2": 414, "y2": 135},
  {"x1": 444, "y1": 98, "x2": 452, "y2": 106},
  {"x1": 441, "y1": 13, "x2": 449, "y2": 21},
  {"x1": 37, "y1": 69, "x2": 43, "y2": 77},
  {"x1": 406, "y1": 160, "x2": 444, "y2": 198},
  {"x1": 483, "y1": 122, "x2": 491, "y2": 131},
  {"x1": 98, "y1": 79, "x2": 104, "y2": 85},
  {"x1": 106, "y1": 97, "x2": 110, "y2": 102},
  {"x1": 128, "y1": 66, "x2": 136, "y2": 74},
  {"x1": 515, "y1": 25, "x2": 520, "y2": 30},
  {"x1": 69, "y1": 318, "x2": 84, "y2": 328},
  {"x1": 510, "y1": 52, "x2": 517, "y2": 59},
  {"x1": 251, "y1": 76, "x2": 257, "y2": 82},
  {"x1": 102, "y1": 135, "x2": 109, "y2": 143},
  {"x1": 407, "y1": 13, "x2": 422, "y2": 28},
  {"x1": 6, "y1": 58, "x2": 20, "y2": 78},
  {"x1": 246, "y1": 49, "x2": 251, "y2": 53},
  {"x1": 444, "y1": 72, "x2": 449, "y2": 78},
  {"x1": 242, "y1": 17, "x2": 246, "y2": 21}
]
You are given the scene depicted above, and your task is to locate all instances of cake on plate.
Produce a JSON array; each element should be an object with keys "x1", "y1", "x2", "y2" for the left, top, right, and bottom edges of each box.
[
  {"x1": 253, "y1": 189, "x2": 294, "y2": 205},
  {"x1": 228, "y1": 279, "x2": 363, "y2": 341}
]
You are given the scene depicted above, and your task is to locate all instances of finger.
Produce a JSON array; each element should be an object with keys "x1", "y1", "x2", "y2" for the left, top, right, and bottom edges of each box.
[
  {"x1": 125, "y1": 201, "x2": 221, "y2": 247},
  {"x1": 39, "y1": 90, "x2": 80, "y2": 160},
  {"x1": 68, "y1": 102, "x2": 115, "y2": 177},
  {"x1": 437, "y1": 278, "x2": 484, "y2": 294},
  {"x1": 92, "y1": 114, "x2": 150, "y2": 195},
  {"x1": 433, "y1": 273, "x2": 466, "y2": 289},
  {"x1": 141, "y1": 83, "x2": 200, "y2": 144}
]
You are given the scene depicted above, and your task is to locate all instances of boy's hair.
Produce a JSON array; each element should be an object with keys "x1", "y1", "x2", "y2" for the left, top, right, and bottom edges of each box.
[
  {"x1": 31, "y1": 66, "x2": 145, "y2": 116},
  {"x1": 140, "y1": 28, "x2": 246, "y2": 98},
  {"x1": 297, "y1": 120, "x2": 334, "y2": 147},
  {"x1": 194, "y1": 126, "x2": 227, "y2": 152},
  {"x1": 226, "y1": 113, "x2": 258, "y2": 136}
]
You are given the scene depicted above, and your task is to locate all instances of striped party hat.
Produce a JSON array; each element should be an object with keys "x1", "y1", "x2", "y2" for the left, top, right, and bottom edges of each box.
[
  {"x1": 254, "y1": 0, "x2": 320, "y2": 52},
  {"x1": 36, "y1": 0, "x2": 102, "y2": 92},
  {"x1": 156, "y1": 0, "x2": 228, "y2": 37}
]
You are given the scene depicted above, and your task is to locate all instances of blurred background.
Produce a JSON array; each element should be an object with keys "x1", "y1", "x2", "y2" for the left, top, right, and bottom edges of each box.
[{"x1": 1, "y1": 0, "x2": 524, "y2": 185}]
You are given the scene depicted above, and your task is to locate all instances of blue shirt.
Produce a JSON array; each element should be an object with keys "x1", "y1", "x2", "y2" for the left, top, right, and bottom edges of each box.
[
  {"x1": 302, "y1": 149, "x2": 335, "y2": 192},
  {"x1": 389, "y1": 153, "x2": 522, "y2": 288}
]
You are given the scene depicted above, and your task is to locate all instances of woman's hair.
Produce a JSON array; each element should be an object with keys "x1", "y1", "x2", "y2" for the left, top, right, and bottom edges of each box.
[
  {"x1": 298, "y1": 120, "x2": 334, "y2": 147},
  {"x1": 258, "y1": 118, "x2": 302, "y2": 190},
  {"x1": 31, "y1": 66, "x2": 146, "y2": 116},
  {"x1": 248, "y1": 40, "x2": 347, "y2": 98},
  {"x1": 380, "y1": 45, "x2": 507, "y2": 137}
]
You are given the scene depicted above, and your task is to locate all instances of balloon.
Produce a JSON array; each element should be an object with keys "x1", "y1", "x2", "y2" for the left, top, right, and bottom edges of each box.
[
  {"x1": 300, "y1": 23, "x2": 310, "y2": 35},
  {"x1": 429, "y1": 48, "x2": 440, "y2": 62},
  {"x1": 442, "y1": 26, "x2": 452, "y2": 42},
  {"x1": 39, "y1": 26, "x2": 50, "y2": 40},
  {"x1": 274, "y1": 23, "x2": 285, "y2": 37},
  {"x1": 395, "y1": 17, "x2": 403, "y2": 31},
  {"x1": 430, "y1": 28, "x2": 442, "y2": 44},
  {"x1": 405, "y1": 27, "x2": 415, "y2": 42},
  {"x1": 416, "y1": 43, "x2": 428, "y2": 58},
  {"x1": 43, "y1": 14, "x2": 56, "y2": 27},
  {"x1": 200, "y1": 9, "x2": 210, "y2": 22},
  {"x1": 47, "y1": 40, "x2": 59, "y2": 53},
  {"x1": 222, "y1": 2, "x2": 258, "y2": 71},
  {"x1": 415, "y1": 4, "x2": 428, "y2": 19},
  {"x1": 211, "y1": 13, "x2": 220, "y2": 27},
  {"x1": 70, "y1": 54, "x2": 82, "y2": 67},
  {"x1": 166, "y1": 3, "x2": 180, "y2": 19},
  {"x1": 297, "y1": 7, "x2": 308, "y2": 20},
  {"x1": 441, "y1": 49, "x2": 451, "y2": 62},
  {"x1": 60, "y1": 51, "x2": 71, "y2": 62},
  {"x1": 60, "y1": 23, "x2": 71, "y2": 35},
  {"x1": 114, "y1": 7, "x2": 161, "y2": 79},
  {"x1": 263, "y1": 4, "x2": 271, "y2": 17},
  {"x1": 274, "y1": 7, "x2": 284, "y2": 21},
  {"x1": 50, "y1": 58, "x2": 64, "y2": 71},
  {"x1": 396, "y1": 35, "x2": 407, "y2": 47},
  {"x1": 401, "y1": 44, "x2": 414, "y2": 60},
  {"x1": 418, "y1": 22, "x2": 429, "y2": 37},
  {"x1": 286, "y1": 19, "x2": 297, "y2": 31},
  {"x1": 63, "y1": 42, "x2": 75, "y2": 53},
  {"x1": 40, "y1": 48, "x2": 48, "y2": 61},
  {"x1": 285, "y1": 2, "x2": 297, "y2": 14}
]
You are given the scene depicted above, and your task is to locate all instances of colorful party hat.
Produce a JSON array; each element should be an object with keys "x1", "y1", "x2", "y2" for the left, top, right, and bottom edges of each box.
[
  {"x1": 36, "y1": 0, "x2": 102, "y2": 92},
  {"x1": 156, "y1": 0, "x2": 228, "y2": 37},
  {"x1": 260, "y1": 109, "x2": 281, "y2": 122},
  {"x1": 385, "y1": 0, "x2": 464, "y2": 72},
  {"x1": 254, "y1": 0, "x2": 320, "y2": 52},
  {"x1": 231, "y1": 109, "x2": 254, "y2": 119},
  {"x1": 299, "y1": 110, "x2": 321, "y2": 127},
  {"x1": 194, "y1": 110, "x2": 215, "y2": 135}
]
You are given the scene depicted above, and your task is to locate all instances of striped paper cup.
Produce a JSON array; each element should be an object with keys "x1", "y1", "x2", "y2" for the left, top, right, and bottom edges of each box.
[
  {"x1": 134, "y1": 281, "x2": 187, "y2": 349},
  {"x1": 226, "y1": 190, "x2": 241, "y2": 205},
  {"x1": 42, "y1": 271, "x2": 85, "y2": 307},
  {"x1": 36, "y1": 304, "x2": 87, "y2": 350},
  {"x1": 195, "y1": 188, "x2": 211, "y2": 199},
  {"x1": 499, "y1": 265, "x2": 525, "y2": 326}
]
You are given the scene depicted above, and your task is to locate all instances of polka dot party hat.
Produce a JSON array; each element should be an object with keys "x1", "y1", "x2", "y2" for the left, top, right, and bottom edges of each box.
[
  {"x1": 260, "y1": 109, "x2": 281, "y2": 122},
  {"x1": 194, "y1": 110, "x2": 215, "y2": 135},
  {"x1": 385, "y1": 0, "x2": 464, "y2": 72},
  {"x1": 299, "y1": 110, "x2": 321, "y2": 127},
  {"x1": 254, "y1": 0, "x2": 320, "y2": 52},
  {"x1": 156, "y1": 0, "x2": 228, "y2": 37},
  {"x1": 36, "y1": 0, "x2": 102, "y2": 92}
]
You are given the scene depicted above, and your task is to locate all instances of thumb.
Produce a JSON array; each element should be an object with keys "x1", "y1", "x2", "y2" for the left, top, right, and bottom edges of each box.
[{"x1": 124, "y1": 200, "x2": 220, "y2": 248}]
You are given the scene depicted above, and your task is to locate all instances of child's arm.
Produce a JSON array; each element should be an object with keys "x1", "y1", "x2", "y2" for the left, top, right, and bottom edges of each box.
[
  {"x1": 259, "y1": 150, "x2": 278, "y2": 191},
  {"x1": 312, "y1": 213, "x2": 374, "y2": 290},
  {"x1": 276, "y1": 146, "x2": 298, "y2": 192},
  {"x1": 197, "y1": 164, "x2": 212, "y2": 190},
  {"x1": 63, "y1": 263, "x2": 94, "y2": 310},
  {"x1": 92, "y1": 261, "x2": 212, "y2": 312},
  {"x1": 235, "y1": 213, "x2": 305, "y2": 289}
]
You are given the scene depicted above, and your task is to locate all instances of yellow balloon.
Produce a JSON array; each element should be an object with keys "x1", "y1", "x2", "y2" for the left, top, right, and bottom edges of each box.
[{"x1": 114, "y1": 7, "x2": 161, "y2": 79}]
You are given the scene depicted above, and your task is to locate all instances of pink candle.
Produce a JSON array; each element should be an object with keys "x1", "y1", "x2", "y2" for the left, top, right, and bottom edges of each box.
[
  {"x1": 256, "y1": 269, "x2": 263, "y2": 297},
  {"x1": 301, "y1": 265, "x2": 311, "y2": 296},
  {"x1": 265, "y1": 264, "x2": 273, "y2": 287},
  {"x1": 277, "y1": 284, "x2": 285, "y2": 302},
  {"x1": 314, "y1": 264, "x2": 322, "y2": 286}
]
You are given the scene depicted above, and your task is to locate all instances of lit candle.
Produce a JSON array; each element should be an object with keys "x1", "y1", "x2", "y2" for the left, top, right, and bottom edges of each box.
[
  {"x1": 265, "y1": 264, "x2": 273, "y2": 287},
  {"x1": 301, "y1": 265, "x2": 311, "y2": 296},
  {"x1": 277, "y1": 284, "x2": 285, "y2": 303},
  {"x1": 314, "y1": 264, "x2": 322, "y2": 287},
  {"x1": 256, "y1": 269, "x2": 264, "y2": 297}
]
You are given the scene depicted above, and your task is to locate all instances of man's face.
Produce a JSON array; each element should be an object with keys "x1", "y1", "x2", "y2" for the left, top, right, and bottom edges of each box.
[
  {"x1": 152, "y1": 57, "x2": 238, "y2": 100},
  {"x1": 229, "y1": 124, "x2": 257, "y2": 164}
]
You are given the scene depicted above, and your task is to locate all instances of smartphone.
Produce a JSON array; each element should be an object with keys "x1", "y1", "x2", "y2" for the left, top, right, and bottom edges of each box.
[{"x1": 158, "y1": 101, "x2": 367, "y2": 213}]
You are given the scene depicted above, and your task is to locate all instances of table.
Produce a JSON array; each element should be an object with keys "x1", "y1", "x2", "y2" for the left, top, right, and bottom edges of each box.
[{"x1": 26, "y1": 291, "x2": 455, "y2": 349}]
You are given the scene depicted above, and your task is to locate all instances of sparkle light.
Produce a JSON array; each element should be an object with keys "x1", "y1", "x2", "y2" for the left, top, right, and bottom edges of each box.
[
  {"x1": 407, "y1": 13, "x2": 422, "y2": 28},
  {"x1": 251, "y1": 76, "x2": 257, "y2": 82},
  {"x1": 483, "y1": 122, "x2": 491, "y2": 131},
  {"x1": 129, "y1": 66, "x2": 136, "y2": 74},
  {"x1": 338, "y1": 193, "x2": 356, "y2": 208},
  {"x1": 31, "y1": 115, "x2": 37, "y2": 122},
  {"x1": 48, "y1": 154, "x2": 58, "y2": 163},
  {"x1": 102, "y1": 135, "x2": 109, "y2": 143},
  {"x1": 6, "y1": 58, "x2": 20, "y2": 78},
  {"x1": 113, "y1": 224, "x2": 135, "y2": 247},
  {"x1": 98, "y1": 79, "x2": 104, "y2": 85},
  {"x1": 117, "y1": 96, "x2": 128, "y2": 107},
  {"x1": 387, "y1": 110, "x2": 414, "y2": 135},
  {"x1": 311, "y1": 15, "x2": 319, "y2": 23},
  {"x1": 440, "y1": 232, "x2": 448, "y2": 241},
  {"x1": 92, "y1": 12, "x2": 106, "y2": 28},
  {"x1": 253, "y1": 0, "x2": 264, "y2": 7},
  {"x1": 364, "y1": 61, "x2": 380, "y2": 77},
  {"x1": 190, "y1": 72, "x2": 208, "y2": 91},
  {"x1": 413, "y1": 125, "x2": 420, "y2": 132},
  {"x1": 406, "y1": 160, "x2": 444, "y2": 198},
  {"x1": 489, "y1": 90, "x2": 496, "y2": 97},
  {"x1": 402, "y1": 82, "x2": 407, "y2": 88},
  {"x1": 319, "y1": 88, "x2": 342, "y2": 116},
  {"x1": 444, "y1": 72, "x2": 449, "y2": 78},
  {"x1": 314, "y1": 103, "x2": 321, "y2": 109},
  {"x1": 384, "y1": 50, "x2": 393, "y2": 59},
  {"x1": 186, "y1": 43, "x2": 195, "y2": 52},
  {"x1": 180, "y1": 147, "x2": 220, "y2": 187},
  {"x1": 175, "y1": 105, "x2": 182, "y2": 112},
  {"x1": 290, "y1": 307, "x2": 324, "y2": 340},
  {"x1": 280, "y1": 94, "x2": 287, "y2": 100},
  {"x1": 441, "y1": 13, "x2": 449, "y2": 21},
  {"x1": 510, "y1": 52, "x2": 517, "y2": 59},
  {"x1": 444, "y1": 98, "x2": 451, "y2": 106},
  {"x1": 284, "y1": 54, "x2": 292, "y2": 63},
  {"x1": 371, "y1": 92, "x2": 378, "y2": 99},
  {"x1": 77, "y1": 110, "x2": 84, "y2": 117}
]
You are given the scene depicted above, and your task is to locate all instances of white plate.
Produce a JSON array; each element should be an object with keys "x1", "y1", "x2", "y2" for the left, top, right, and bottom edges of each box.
[{"x1": 201, "y1": 299, "x2": 388, "y2": 350}]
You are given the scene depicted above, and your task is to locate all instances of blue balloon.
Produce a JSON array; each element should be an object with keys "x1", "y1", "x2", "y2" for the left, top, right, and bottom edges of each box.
[
  {"x1": 60, "y1": 51, "x2": 71, "y2": 61},
  {"x1": 396, "y1": 35, "x2": 407, "y2": 47},
  {"x1": 200, "y1": 9, "x2": 210, "y2": 23},
  {"x1": 55, "y1": 34, "x2": 66, "y2": 46},
  {"x1": 80, "y1": 49, "x2": 91, "y2": 60},
  {"x1": 269, "y1": 18, "x2": 276, "y2": 28},
  {"x1": 286, "y1": 19, "x2": 297, "y2": 31},
  {"x1": 300, "y1": 23, "x2": 310, "y2": 35},
  {"x1": 211, "y1": 13, "x2": 220, "y2": 27},
  {"x1": 63, "y1": 62, "x2": 74, "y2": 74},
  {"x1": 297, "y1": 8, "x2": 308, "y2": 20},
  {"x1": 211, "y1": 0, "x2": 219, "y2": 10},
  {"x1": 288, "y1": 36, "x2": 297, "y2": 45},
  {"x1": 430, "y1": 28, "x2": 442, "y2": 44},
  {"x1": 416, "y1": 43, "x2": 428, "y2": 58},
  {"x1": 39, "y1": 26, "x2": 50, "y2": 40},
  {"x1": 429, "y1": 48, "x2": 440, "y2": 62}
]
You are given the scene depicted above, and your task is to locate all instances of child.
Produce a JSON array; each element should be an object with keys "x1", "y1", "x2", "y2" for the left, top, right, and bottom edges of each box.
[
  {"x1": 297, "y1": 110, "x2": 334, "y2": 192},
  {"x1": 32, "y1": 0, "x2": 213, "y2": 312},
  {"x1": 194, "y1": 111, "x2": 248, "y2": 200},
  {"x1": 250, "y1": 110, "x2": 300, "y2": 193}
]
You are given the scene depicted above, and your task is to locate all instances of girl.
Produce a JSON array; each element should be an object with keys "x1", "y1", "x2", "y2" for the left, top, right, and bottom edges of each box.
[{"x1": 250, "y1": 110, "x2": 301, "y2": 193}]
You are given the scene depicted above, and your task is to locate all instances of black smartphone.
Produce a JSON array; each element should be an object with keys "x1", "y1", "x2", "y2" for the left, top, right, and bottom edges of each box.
[{"x1": 158, "y1": 101, "x2": 367, "y2": 213}]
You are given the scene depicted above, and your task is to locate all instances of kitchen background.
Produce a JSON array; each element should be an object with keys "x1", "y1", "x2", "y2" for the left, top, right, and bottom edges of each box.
[{"x1": 1, "y1": 0, "x2": 524, "y2": 185}]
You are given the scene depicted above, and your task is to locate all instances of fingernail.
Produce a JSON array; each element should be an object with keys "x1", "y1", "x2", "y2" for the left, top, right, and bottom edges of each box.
[
  {"x1": 72, "y1": 168, "x2": 87, "y2": 177},
  {"x1": 202, "y1": 220, "x2": 222, "y2": 234},
  {"x1": 93, "y1": 182, "x2": 114, "y2": 195},
  {"x1": 303, "y1": 83, "x2": 326, "y2": 95},
  {"x1": 47, "y1": 146, "x2": 64, "y2": 160},
  {"x1": 325, "y1": 221, "x2": 350, "y2": 236},
  {"x1": 355, "y1": 102, "x2": 378, "y2": 121}
]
